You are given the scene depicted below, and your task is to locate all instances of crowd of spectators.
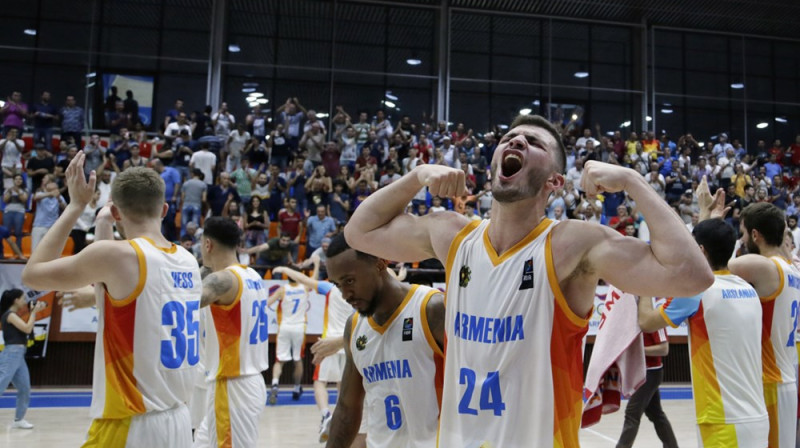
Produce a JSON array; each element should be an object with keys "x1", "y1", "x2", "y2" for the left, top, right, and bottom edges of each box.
[{"x1": 3, "y1": 89, "x2": 800, "y2": 272}]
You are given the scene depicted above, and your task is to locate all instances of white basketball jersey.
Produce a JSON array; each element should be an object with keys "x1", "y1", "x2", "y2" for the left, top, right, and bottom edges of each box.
[
  {"x1": 321, "y1": 282, "x2": 353, "y2": 339},
  {"x1": 90, "y1": 238, "x2": 202, "y2": 419},
  {"x1": 350, "y1": 285, "x2": 443, "y2": 448},
  {"x1": 439, "y1": 219, "x2": 589, "y2": 448},
  {"x1": 689, "y1": 272, "x2": 767, "y2": 424},
  {"x1": 762, "y1": 256, "x2": 800, "y2": 385},
  {"x1": 278, "y1": 283, "x2": 310, "y2": 328},
  {"x1": 204, "y1": 264, "x2": 271, "y2": 380}
]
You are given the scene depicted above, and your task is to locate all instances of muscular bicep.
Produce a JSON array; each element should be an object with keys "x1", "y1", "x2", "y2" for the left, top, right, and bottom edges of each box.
[
  {"x1": 345, "y1": 211, "x2": 468, "y2": 263},
  {"x1": 587, "y1": 226, "x2": 706, "y2": 298}
]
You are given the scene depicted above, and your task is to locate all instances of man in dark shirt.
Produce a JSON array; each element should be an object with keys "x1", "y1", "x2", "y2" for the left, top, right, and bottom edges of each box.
[
  {"x1": 241, "y1": 233, "x2": 295, "y2": 276},
  {"x1": 206, "y1": 172, "x2": 240, "y2": 216},
  {"x1": 26, "y1": 145, "x2": 56, "y2": 192},
  {"x1": 31, "y1": 91, "x2": 58, "y2": 148},
  {"x1": 123, "y1": 90, "x2": 139, "y2": 125}
]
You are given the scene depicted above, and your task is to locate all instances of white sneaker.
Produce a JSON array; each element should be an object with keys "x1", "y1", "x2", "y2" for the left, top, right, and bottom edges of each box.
[
  {"x1": 318, "y1": 411, "x2": 332, "y2": 443},
  {"x1": 11, "y1": 419, "x2": 33, "y2": 429}
]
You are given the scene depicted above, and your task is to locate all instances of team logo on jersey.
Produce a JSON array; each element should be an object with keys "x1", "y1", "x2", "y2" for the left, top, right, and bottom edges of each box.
[
  {"x1": 356, "y1": 335, "x2": 367, "y2": 351},
  {"x1": 459, "y1": 265, "x2": 471, "y2": 288},
  {"x1": 519, "y1": 258, "x2": 534, "y2": 290},
  {"x1": 402, "y1": 317, "x2": 413, "y2": 341}
]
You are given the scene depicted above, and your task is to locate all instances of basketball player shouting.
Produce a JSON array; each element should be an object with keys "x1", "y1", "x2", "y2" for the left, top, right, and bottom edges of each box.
[
  {"x1": 345, "y1": 114, "x2": 714, "y2": 447},
  {"x1": 23, "y1": 155, "x2": 202, "y2": 447}
]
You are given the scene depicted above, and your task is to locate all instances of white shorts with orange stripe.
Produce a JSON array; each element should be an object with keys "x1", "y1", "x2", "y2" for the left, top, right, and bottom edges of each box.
[
  {"x1": 276, "y1": 325, "x2": 306, "y2": 362},
  {"x1": 763, "y1": 382, "x2": 798, "y2": 448},
  {"x1": 696, "y1": 419, "x2": 768, "y2": 448},
  {"x1": 82, "y1": 404, "x2": 192, "y2": 448},
  {"x1": 193, "y1": 374, "x2": 267, "y2": 448},
  {"x1": 314, "y1": 352, "x2": 345, "y2": 383}
]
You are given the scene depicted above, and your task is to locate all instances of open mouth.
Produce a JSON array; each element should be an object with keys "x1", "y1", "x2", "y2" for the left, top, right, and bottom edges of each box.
[{"x1": 501, "y1": 152, "x2": 523, "y2": 178}]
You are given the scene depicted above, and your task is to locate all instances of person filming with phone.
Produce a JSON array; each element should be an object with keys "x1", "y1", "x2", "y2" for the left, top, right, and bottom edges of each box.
[{"x1": 0, "y1": 288, "x2": 46, "y2": 430}]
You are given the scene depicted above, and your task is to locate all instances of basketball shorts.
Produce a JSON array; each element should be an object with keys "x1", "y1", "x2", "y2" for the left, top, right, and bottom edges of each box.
[
  {"x1": 696, "y1": 419, "x2": 768, "y2": 448},
  {"x1": 314, "y1": 352, "x2": 346, "y2": 383},
  {"x1": 82, "y1": 404, "x2": 191, "y2": 448},
  {"x1": 276, "y1": 325, "x2": 306, "y2": 362},
  {"x1": 193, "y1": 374, "x2": 267, "y2": 448},
  {"x1": 764, "y1": 381, "x2": 798, "y2": 448}
]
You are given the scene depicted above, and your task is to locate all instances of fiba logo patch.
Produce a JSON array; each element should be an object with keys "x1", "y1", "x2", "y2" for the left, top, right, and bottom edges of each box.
[
  {"x1": 402, "y1": 317, "x2": 413, "y2": 341},
  {"x1": 355, "y1": 335, "x2": 367, "y2": 351},
  {"x1": 459, "y1": 265, "x2": 471, "y2": 288},
  {"x1": 519, "y1": 258, "x2": 534, "y2": 290}
]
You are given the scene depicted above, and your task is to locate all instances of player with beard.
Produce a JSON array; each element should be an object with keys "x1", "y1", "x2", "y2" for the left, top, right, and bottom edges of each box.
[
  {"x1": 344, "y1": 114, "x2": 713, "y2": 447},
  {"x1": 321, "y1": 233, "x2": 444, "y2": 448},
  {"x1": 731, "y1": 202, "x2": 799, "y2": 448}
]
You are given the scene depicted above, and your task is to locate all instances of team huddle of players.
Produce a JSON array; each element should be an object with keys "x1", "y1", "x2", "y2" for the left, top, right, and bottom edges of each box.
[{"x1": 20, "y1": 113, "x2": 798, "y2": 448}]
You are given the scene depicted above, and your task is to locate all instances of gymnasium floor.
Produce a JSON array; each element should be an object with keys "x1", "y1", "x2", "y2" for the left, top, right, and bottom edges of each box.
[{"x1": 0, "y1": 386, "x2": 700, "y2": 447}]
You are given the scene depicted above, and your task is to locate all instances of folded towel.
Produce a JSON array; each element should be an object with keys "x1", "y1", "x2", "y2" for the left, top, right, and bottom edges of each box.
[{"x1": 582, "y1": 285, "x2": 646, "y2": 428}]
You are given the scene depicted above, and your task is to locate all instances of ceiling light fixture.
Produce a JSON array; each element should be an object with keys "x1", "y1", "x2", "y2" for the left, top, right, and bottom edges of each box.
[
  {"x1": 646, "y1": 116, "x2": 652, "y2": 122},
  {"x1": 23, "y1": 29, "x2": 37, "y2": 36},
  {"x1": 519, "y1": 108, "x2": 532, "y2": 115},
  {"x1": 385, "y1": 91, "x2": 398, "y2": 101},
  {"x1": 730, "y1": 83, "x2": 745, "y2": 89},
  {"x1": 383, "y1": 100, "x2": 396, "y2": 108},
  {"x1": 228, "y1": 44, "x2": 241, "y2": 53},
  {"x1": 756, "y1": 122, "x2": 769, "y2": 129},
  {"x1": 248, "y1": 101, "x2": 259, "y2": 107},
  {"x1": 406, "y1": 58, "x2": 422, "y2": 66},
  {"x1": 316, "y1": 112, "x2": 329, "y2": 118},
  {"x1": 257, "y1": 99, "x2": 268, "y2": 104},
  {"x1": 775, "y1": 117, "x2": 788, "y2": 123},
  {"x1": 249, "y1": 92, "x2": 264, "y2": 98},
  {"x1": 85, "y1": 72, "x2": 96, "y2": 78},
  {"x1": 661, "y1": 109, "x2": 673, "y2": 114},
  {"x1": 573, "y1": 71, "x2": 589, "y2": 78},
  {"x1": 242, "y1": 87, "x2": 256, "y2": 93},
  {"x1": 620, "y1": 121, "x2": 631, "y2": 128}
]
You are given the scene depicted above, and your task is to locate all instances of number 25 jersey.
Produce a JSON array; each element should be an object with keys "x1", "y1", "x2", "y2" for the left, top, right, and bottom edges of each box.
[
  {"x1": 91, "y1": 238, "x2": 202, "y2": 419},
  {"x1": 439, "y1": 219, "x2": 589, "y2": 448}
]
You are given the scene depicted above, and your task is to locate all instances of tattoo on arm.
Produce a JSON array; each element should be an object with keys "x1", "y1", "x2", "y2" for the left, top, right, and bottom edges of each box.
[{"x1": 201, "y1": 271, "x2": 233, "y2": 308}]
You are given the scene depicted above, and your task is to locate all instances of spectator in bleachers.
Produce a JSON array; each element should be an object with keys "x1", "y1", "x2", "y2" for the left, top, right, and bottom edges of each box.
[
  {"x1": 163, "y1": 98, "x2": 184, "y2": 130},
  {"x1": 95, "y1": 168, "x2": 113, "y2": 208},
  {"x1": 764, "y1": 153, "x2": 783, "y2": 180},
  {"x1": 730, "y1": 163, "x2": 753, "y2": 198},
  {"x1": 1, "y1": 91, "x2": 27, "y2": 135},
  {"x1": 787, "y1": 195, "x2": 800, "y2": 217},
  {"x1": 770, "y1": 175, "x2": 790, "y2": 209},
  {"x1": 277, "y1": 196, "x2": 303, "y2": 262},
  {"x1": 241, "y1": 233, "x2": 295, "y2": 276},
  {"x1": 121, "y1": 143, "x2": 148, "y2": 171},
  {"x1": 70, "y1": 187, "x2": 100, "y2": 253},
  {"x1": 373, "y1": 109, "x2": 393, "y2": 148},
  {"x1": 769, "y1": 139, "x2": 784, "y2": 163},
  {"x1": 31, "y1": 91, "x2": 57, "y2": 147},
  {"x1": 335, "y1": 165, "x2": 356, "y2": 193},
  {"x1": 226, "y1": 123, "x2": 250, "y2": 173},
  {"x1": 303, "y1": 109, "x2": 327, "y2": 134},
  {"x1": 305, "y1": 165, "x2": 331, "y2": 211},
  {"x1": 58, "y1": 95, "x2": 84, "y2": 147},
  {"x1": 244, "y1": 196, "x2": 269, "y2": 248},
  {"x1": 164, "y1": 112, "x2": 193, "y2": 144},
  {"x1": 82, "y1": 135, "x2": 105, "y2": 176},
  {"x1": 212, "y1": 102, "x2": 236, "y2": 138},
  {"x1": 306, "y1": 204, "x2": 336, "y2": 257},
  {"x1": 180, "y1": 169, "x2": 207, "y2": 237},
  {"x1": 152, "y1": 159, "x2": 181, "y2": 241},
  {"x1": 26, "y1": 145, "x2": 54, "y2": 193},
  {"x1": 338, "y1": 126, "x2": 358, "y2": 172},
  {"x1": 276, "y1": 98, "x2": 306, "y2": 151},
  {"x1": 300, "y1": 122, "x2": 325, "y2": 168},
  {"x1": 107, "y1": 101, "x2": 130, "y2": 139},
  {"x1": 263, "y1": 164, "x2": 287, "y2": 220},
  {"x1": 190, "y1": 142, "x2": 217, "y2": 185},
  {"x1": 230, "y1": 156, "x2": 257, "y2": 205},
  {"x1": 191, "y1": 105, "x2": 213, "y2": 141},
  {"x1": 244, "y1": 135, "x2": 269, "y2": 173},
  {"x1": 246, "y1": 105, "x2": 267, "y2": 142},
  {"x1": 288, "y1": 156, "x2": 310, "y2": 215},
  {"x1": 0, "y1": 129, "x2": 25, "y2": 190},
  {"x1": 221, "y1": 197, "x2": 243, "y2": 229},
  {"x1": 379, "y1": 164, "x2": 401, "y2": 188},
  {"x1": 329, "y1": 181, "x2": 350, "y2": 225},
  {"x1": 608, "y1": 204, "x2": 635, "y2": 235},
  {"x1": 2, "y1": 174, "x2": 28, "y2": 259},
  {"x1": 207, "y1": 171, "x2": 239, "y2": 216},
  {"x1": 267, "y1": 124, "x2": 290, "y2": 170},
  {"x1": 31, "y1": 180, "x2": 66, "y2": 250},
  {"x1": 123, "y1": 90, "x2": 139, "y2": 125}
]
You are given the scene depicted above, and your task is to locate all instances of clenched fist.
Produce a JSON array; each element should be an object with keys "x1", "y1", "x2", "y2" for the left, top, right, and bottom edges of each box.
[
  {"x1": 580, "y1": 161, "x2": 638, "y2": 196},
  {"x1": 414, "y1": 165, "x2": 468, "y2": 199}
]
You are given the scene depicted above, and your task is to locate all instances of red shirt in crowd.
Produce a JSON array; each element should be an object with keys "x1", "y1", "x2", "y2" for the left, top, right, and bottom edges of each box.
[{"x1": 278, "y1": 209, "x2": 302, "y2": 239}]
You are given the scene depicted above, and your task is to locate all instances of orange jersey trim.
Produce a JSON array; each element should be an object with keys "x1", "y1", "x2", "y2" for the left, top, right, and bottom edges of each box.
[
  {"x1": 367, "y1": 285, "x2": 418, "y2": 335},
  {"x1": 483, "y1": 218, "x2": 552, "y2": 267}
]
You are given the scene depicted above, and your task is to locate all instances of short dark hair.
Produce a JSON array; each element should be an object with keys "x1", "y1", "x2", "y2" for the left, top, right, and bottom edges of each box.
[
  {"x1": 508, "y1": 114, "x2": 567, "y2": 174},
  {"x1": 192, "y1": 169, "x2": 205, "y2": 180},
  {"x1": 328, "y1": 232, "x2": 375, "y2": 261},
  {"x1": 693, "y1": 219, "x2": 736, "y2": 270},
  {"x1": 790, "y1": 215, "x2": 799, "y2": 222},
  {"x1": 203, "y1": 217, "x2": 241, "y2": 249},
  {"x1": 0, "y1": 289, "x2": 24, "y2": 317},
  {"x1": 740, "y1": 202, "x2": 785, "y2": 246}
]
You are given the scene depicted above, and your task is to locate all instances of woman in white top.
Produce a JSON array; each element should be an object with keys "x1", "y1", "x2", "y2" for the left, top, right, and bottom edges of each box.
[{"x1": 0, "y1": 129, "x2": 25, "y2": 189}]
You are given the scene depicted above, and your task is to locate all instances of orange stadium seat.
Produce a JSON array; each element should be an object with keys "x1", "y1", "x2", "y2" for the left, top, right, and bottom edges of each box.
[
  {"x1": 2, "y1": 239, "x2": 13, "y2": 258},
  {"x1": 23, "y1": 213, "x2": 34, "y2": 234},
  {"x1": 21, "y1": 236, "x2": 32, "y2": 258},
  {"x1": 268, "y1": 222, "x2": 279, "y2": 238}
]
